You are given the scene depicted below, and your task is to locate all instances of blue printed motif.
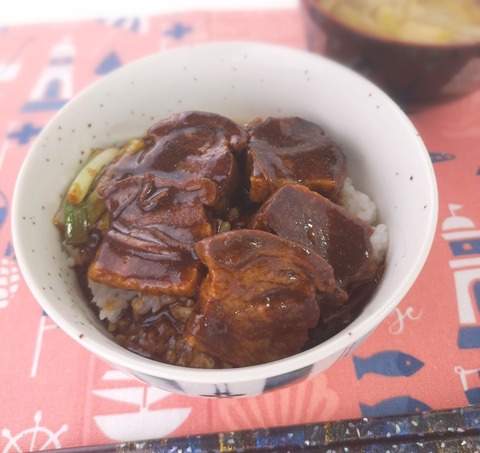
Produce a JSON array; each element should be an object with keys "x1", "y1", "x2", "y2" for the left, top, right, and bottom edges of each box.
[
  {"x1": 353, "y1": 351, "x2": 424, "y2": 379},
  {"x1": 263, "y1": 365, "x2": 313, "y2": 392},
  {"x1": 208, "y1": 385, "x2": 247, "y2": 398},
  {"x1": 465, "y1": 387, "x2": 480, "y2": 405},
  {"x1": 112, "y1": 17, "x2": 143, "y2": 34},
  {"x1": 22, "y1": 98, "x2": 67, "y2": 112},
  {"x1": 429, "y1": 152, "x2": 455, "y2": 163},
  {"x1": 360, "y1": 396, "x2": 431, "y2": 417},
  {"x1": 458, "y1": 327, "x2": 480, "y2": 349},
  {"x1": 0, "y1": 191, "x2": 7, "y2": 230},
  {"x1": 449, "y1": 239, "x2": 480, "y2": 257},
  {"x1": 7, "y1": 122, "x2": 42, "y2": 145},
  {"x1": 99, "y1": 17, "x2": 145, "y2": 34},
  {"x1": 95, "y1": 51, "x2": 122, "y2": 75},
  {"x1": 164, "y1": 23, "x2": 193, "y2": 40},
  {"x1": 4, "y1": 241, "x2": 14, "y2": 258}
]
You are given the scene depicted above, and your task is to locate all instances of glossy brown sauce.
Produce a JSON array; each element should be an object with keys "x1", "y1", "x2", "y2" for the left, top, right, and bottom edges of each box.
[{"x1": 72, "y1": 111, "x2": 384, "y2": 368}]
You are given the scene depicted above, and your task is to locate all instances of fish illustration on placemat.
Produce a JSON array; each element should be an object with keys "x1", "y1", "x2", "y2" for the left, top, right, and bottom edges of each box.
[
  {"x1": 360, "y1": 396, "x2": 431, "y2": 417},
  {"x1": 429, "y1": 152, "x2": 455, "y2": 164},
  {"x1": 353, "y1": 350, "x2": 424, "y2": 379}
]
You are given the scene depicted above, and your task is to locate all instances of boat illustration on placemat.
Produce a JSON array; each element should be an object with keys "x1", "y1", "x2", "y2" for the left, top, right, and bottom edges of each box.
[{"x1": 93, "y1": 370, "x2": 191, "y2": 442}]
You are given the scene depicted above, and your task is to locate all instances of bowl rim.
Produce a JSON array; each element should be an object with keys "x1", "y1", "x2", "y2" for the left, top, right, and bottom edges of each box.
[
  {"x1": 302, "y1": 0, "x2": 480, "y2": 49},
  {"x1": 12, "y1": 41, "x2": 439, "y2": 385}
]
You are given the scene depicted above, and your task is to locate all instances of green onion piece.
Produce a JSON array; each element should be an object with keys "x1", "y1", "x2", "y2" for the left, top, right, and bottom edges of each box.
[
  {"x1": 97, "y1": 211, "x2": 110, "y2": 231},
  {"x1": 53, "y1": 194, "x2": 68, "y2": 228},
  {"x1": 122, "y1": 138, "x2": 145, "y2": 156},
  {"x1": 86, "y1": 148, "x2": 105, "y2": 161},
  {"x1": 85, "y1": 187, "x2": 106, "y2": 226},
  {"x1": 64, "y1": 202, "x2": 89, "y2": 245},
  {"x1": 67, "y1": 147, "x2": 119, "y2": 205}
]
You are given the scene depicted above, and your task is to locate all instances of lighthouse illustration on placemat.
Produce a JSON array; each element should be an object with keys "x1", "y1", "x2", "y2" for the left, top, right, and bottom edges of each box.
[
  {"x1": 22, "y1": 37, "x2": 75, "y2": 112},
  {"x1": 441, "y1": 204, "x2": 480, "y2": 349}
]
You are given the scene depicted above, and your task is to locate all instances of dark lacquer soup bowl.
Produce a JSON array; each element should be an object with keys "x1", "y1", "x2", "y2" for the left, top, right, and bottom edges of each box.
[{"x1": 302, "y1": 0, "x2": 480, "y2": 105}]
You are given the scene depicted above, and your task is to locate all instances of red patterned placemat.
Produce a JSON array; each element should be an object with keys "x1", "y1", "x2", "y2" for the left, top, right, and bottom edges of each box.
[{"x1": 1, "y1": 7, "x2": 480, "y2": 451}]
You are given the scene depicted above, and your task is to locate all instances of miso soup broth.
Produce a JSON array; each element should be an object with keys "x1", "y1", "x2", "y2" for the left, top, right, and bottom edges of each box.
[{"x1": 317, "y1": 0, "x2": 480, "y2": 44}]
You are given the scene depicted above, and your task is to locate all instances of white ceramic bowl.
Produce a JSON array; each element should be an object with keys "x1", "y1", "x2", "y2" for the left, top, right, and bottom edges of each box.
[{"x1": 12, "y1": 42, "x2": 437, "y2": 397}]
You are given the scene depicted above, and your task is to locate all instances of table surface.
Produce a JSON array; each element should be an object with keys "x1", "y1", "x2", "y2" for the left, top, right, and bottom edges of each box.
[{"x1": 1, "y1": 3, "x2": 480, "y2": 452}]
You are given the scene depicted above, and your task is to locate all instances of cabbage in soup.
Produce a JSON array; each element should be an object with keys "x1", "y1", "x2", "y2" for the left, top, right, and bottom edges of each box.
[{"x1": 317, "y1": 0, "x2": 480, "y2": 44}]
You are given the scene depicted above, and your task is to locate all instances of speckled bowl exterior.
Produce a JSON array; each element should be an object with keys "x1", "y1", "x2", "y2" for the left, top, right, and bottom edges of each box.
[
  {"x1": 301, "y1": 0, "x2": 480, "y2": 105},
  {"x1": 12, "y1": 42, "x2": 438, "y2": 397}
]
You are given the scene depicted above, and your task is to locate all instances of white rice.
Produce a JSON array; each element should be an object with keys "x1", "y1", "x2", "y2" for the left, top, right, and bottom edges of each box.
[
  {"x1": 371, "y1": 223, "x2": 389, "y2": 263},
  {"x1": 339, "y1": 177, "x2": 389, "y2": 264},
  {"x1": 88, "y1": 281, "x2": 178, "y2": 323},
  {"x1": 339, "y1": 177, "x2": 377, "y2": 225},
  {"x1": 88, "y1": 281, "x2": 131, "y2": 323}
]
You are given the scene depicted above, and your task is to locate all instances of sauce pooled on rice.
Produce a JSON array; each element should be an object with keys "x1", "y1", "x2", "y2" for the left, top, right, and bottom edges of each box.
[{"x1": 55, "y1": 111, "x2": 387, "y2": 368}]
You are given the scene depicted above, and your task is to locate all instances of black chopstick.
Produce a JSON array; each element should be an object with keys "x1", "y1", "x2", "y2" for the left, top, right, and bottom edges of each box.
[{"x1": 38, "y1": 404, "x2": 480, "y2": 452}]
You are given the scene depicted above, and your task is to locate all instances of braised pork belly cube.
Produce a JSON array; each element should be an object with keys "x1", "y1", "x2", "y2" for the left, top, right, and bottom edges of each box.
[
  {"x1": 88, "y1": 230, "x2": 202, "y2": 297},
  {"x1": 250, "y1": 184, "x2": 378, "y2": 292},
  {"x1": 103, "y1": 111, "x2": 249, "y2": 212},
  {"x1": 245, "y1": 117, "x2": 347, "y2": 203},
  {"x1": 148, "y1": 110, "x2": 249, "y2": 154},
  {"x1": 88, "y1": 175, "x2": 218, "y2": 297},
  {"x1": 184, "y1": 230, "x2": 336, "y2": 367},
  {"x1": 99, "y1": 174, "x2": 219, "y2": 240}
]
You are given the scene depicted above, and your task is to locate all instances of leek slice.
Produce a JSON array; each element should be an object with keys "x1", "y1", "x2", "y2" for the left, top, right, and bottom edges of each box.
[
  {"x1": 64, "y1": 202, "x2": 89, "y2": 245},
  {"x1": 122, "y1": 138, "x2": 145, "y2": 156},
  {"x1": 86, "y1": 187, "x2": 107, "y2": 226},
  {"x1": 67, "y1": 147, "x2": 120, "y2": 205}
]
